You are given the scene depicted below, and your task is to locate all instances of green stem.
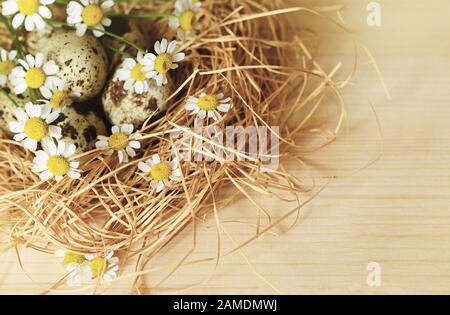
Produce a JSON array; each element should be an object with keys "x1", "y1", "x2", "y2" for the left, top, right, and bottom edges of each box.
[
  {"x1": 1, "y1": 88, "x2": 18, "y2": 107},
  {"x1": 90, "y1": 26, "x2": 144, "y2": 52},
  {"x1": 49, "y1": 20, "x2": 145, "y2": 52},
  {"x1": 104, "y1": 43, "x2": 132, "y2": 58}
]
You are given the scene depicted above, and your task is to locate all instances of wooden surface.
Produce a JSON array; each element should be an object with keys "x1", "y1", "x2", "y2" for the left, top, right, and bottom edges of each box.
[{"x1": 2, "y1": 0, "x2": 450, "y2": 294}]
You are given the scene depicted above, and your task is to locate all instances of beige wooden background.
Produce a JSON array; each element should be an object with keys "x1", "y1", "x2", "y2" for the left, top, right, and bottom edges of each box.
[{"x1": 2, "y1": 0, "x2": 450, "y2": 294}]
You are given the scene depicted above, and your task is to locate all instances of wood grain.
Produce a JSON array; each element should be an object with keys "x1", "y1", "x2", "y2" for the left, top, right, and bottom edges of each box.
[{"x1": 1, "y1": 0, "x2": 450, "y2": 294}]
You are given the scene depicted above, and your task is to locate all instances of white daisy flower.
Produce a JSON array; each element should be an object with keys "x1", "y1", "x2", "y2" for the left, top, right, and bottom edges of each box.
[
  {"x1": 0, "y1": 49, "x2": 17, "y2": 85},
  {"x1": 169, "y1": 0, "x2": 201, "y2": 42},
  {"x1": 2, "y1": 0, "x2": 54, "y2": 31},
  {"x1": 55, "y1": 250, "x2": 87, "y2": 286},
  {"x1": 8, "y1": 102, "x2": 61, "y2": 151},
  {"x1": 66, "y1": 0, "x2": 114, "y2": 38},
  {"x1": 95, "y1": 124, "x2": 141, "y2": 164},
  {"x1": 146, "y1": 38, "x2": 185, "y2": 86},
  {"x1": 115, "y1": 51, "x2": 156, "y2": 94},
  {"x1": 138, "y1": 154, "x2": 181, "y2": 193},
  {"x1": 32, "y1": 139, "x2": 81, "y2": 182},
  {"x1": 84, "y1": 251, "x2": 119, "y2": 282},
  {"x1": 42, "y1": 81, "x2": 81, "y2": 109},
  {"x1": 185, "y1": 92, "x2": 232, "y2": 121},
  {"x1": 10, "y1": 52, "x2": 62, "y2": 97}
]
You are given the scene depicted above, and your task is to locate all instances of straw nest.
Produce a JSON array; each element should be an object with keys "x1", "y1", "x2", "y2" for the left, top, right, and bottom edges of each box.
[{"x1": 0, "y1": 0, "x2": 348, "y2": 291}]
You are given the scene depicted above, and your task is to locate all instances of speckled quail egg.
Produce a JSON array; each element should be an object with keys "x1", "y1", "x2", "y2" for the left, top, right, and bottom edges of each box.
[
  {"x1": 53, "y1": 104, "x2": 107, "y2": 153},
  {"x1": 102, "y1": 76, "x2": 171, "y2": 129},
  {"x1": 27, "y1": 29, "x2": 109, "y2": 102}
]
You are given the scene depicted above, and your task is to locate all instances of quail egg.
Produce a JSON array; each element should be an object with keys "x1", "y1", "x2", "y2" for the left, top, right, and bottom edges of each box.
[
  {"x1": 28, "y1": 29, "x2": 109, "y2": 102},
  {"x1": 102, "y1": 76, "x2": 171, "y2": 129},
  {"x1": 53, "y1": 104, "x2": 107, "y2": 153}
]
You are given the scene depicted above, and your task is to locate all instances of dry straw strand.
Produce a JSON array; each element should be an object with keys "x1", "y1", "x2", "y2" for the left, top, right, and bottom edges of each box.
[{"x1": 0, "y1": 0, "x2": 356, "y2": 293}]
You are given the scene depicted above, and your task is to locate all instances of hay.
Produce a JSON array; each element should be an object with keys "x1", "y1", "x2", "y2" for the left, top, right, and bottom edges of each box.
[{"x1": 0, "y1": 0, "x2": 349, "y2": 292}]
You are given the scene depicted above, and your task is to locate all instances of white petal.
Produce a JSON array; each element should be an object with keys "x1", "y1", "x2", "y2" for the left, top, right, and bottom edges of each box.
[
  {"x1": 11, "y1": 13, "x2": 25, "y2": 29},
  {"x1": 160, "y1": 38, "x2": 168, "y2": 53},
  {"x1": 152, "y1": 154, "x2": 160, "y2": 164},
  {"x1": 218, "y1": 104, "x2": 231, "y2": 112},
  {"x1": 101, "y1": 0, "x2": 114, "y2": 9},
  {"x1": 2, "y1": 1, "x2": 18, "y2": 15},
  {"x1": 155, "y1": 74, "x2": 164, "y2": 86},
  {"x1": 138, "y1": 162, "x2": 150, "y2": 173},
  {"x1": 67, "y1": 171, "x2": 81, "y2": 179},
  {"x1": 197, "y1": 110, "x2": 206, "y2": 119},
  {"x1": 134, "y1": 81, "x2": 144, "y2": 94},
  {"x1": 13, "y1": 81, "x2": 27, "y2": 94},
  {"x1": 167, "y1": 40, "x2": 177, "y2": 54},
  {"x1": 24, "y1": 15, "x2": 35, "y2": 31},
  {"x1": 13, "y1": 133, "x2": 27, "y2": 141},
  {"x1": 40, "y1": 103, "x2": 51, "y2": 118},
  {"x1": 9, "y1": 50, "x2": 17, "y2": 60},
  {"x1": 43, "y1": 60, "x2": 59, "y2": 75},
  {"x1": 39, "y1": 170, "x2": 53, "y2": 181},
  {"x1": 116, "y1": 68, "x2": 131, "y2": 81},
  {"x1": 46, "y1": 139, "x2": 57, "y2": 155},
  {"x1": 156, "y1": 181, "x2": 165, "y2": 192},
  {"x1": 48, "y1": 125, "x2": 62, "y2": 138},
  {"x1": 111, "y1": 125, "x2": 119, "y2": 133},
  {"x1": 38, "y1": 5, "x2": 52, "y2": 18},
  {"x1": 24, "y1": 138, "x2": 38, "y2": 151},
  {"x1": 125, "y1": 146, "x2": 136, "y2": 158},
  {"x1": 123, "y1": 78, "x2": 134, "y2": 91},
  {"x1": 173, "y1": 52, "x2": 185, "y2": 62},
  {"x1": 9, "y1": 121, "x2": 24, "y2": 133},
  {"x1": 154, "y1": 41, "x2": 161, "y2": 54},
  {"x1": 120, "y1": 124, "x2": 133, "y2": 134},
  {"x1": 101, "y1": 17, "x2": 111, "y2": 27},
  {"x1": 92, "y1": 25, "x2": 104, "y2": 38},
  {"x1": 11, "y1": 67, "x2": 26, "y2": 78},
  {"x1": 75, "y1": 23, "x2": 87, "y2": 37},
  {"x1": 32, "y1": 162, "x2": 48, "y2": 173},
  {"x1": 45, "y1": 111, "x2": 60, "y2": 124},
  {"x1": 63, "y1": 143, "x2": 76, "y2": 157},
  {"x1": 129, "y1": 140, "x2": 140, "y2": 149},
  {"x1": 26, "y1": 103, "x2": 41, "y2": 117},
  {"x1": 32, "y1": 13, "x2": 46, "y2": 30},
  {"x1": 14, "y1": 108, "x2": 28, "y2": 123}
]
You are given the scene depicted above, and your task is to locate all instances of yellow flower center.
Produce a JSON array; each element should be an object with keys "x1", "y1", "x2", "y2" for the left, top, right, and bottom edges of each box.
[
  {"x1": 0, "y1": 60, "x2": 15, "y2": 76},
  {"x1": 154, "y1": 53, "x2": 173, "y2": 75},
  {"x1": 89, "y1": 257, "x2": 107, "y2": 278},
  {"x1": 63, "y1": 252, "x2": 85, "y2": 265},
  {"x1": 25, "y1": 68, "x2": 45, "y2": 89},
  {"x1": 17, "y1": 0, "x2": 40, "y2": 15},
  {"x1": 108, "y1": 132, "x2": 128, "y2": 151},
  {"x1": 50, "y1": 91, "x2": 69, "y2": 109},
  {"x1": 197, "y1": 95, "x2": 218, "y2": 111},
  {"x1": 179, "y1": 10, "x2": 195, "y2": 31},
  {"x1": 24, "y1": 117, "x2": 48, "y2": 140},
  {"x1": 130, "y1": 64, "x2": 146, "y2": 82},
  {"x1": 150, "y1": 162, "x2": 172, "y2": 181},
  {"x1": 47, "y1": 155, "x2": 70, "y2": 176},
  {"x1": 82, "y1": 4, "x2": 103, "y2": 27}
]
